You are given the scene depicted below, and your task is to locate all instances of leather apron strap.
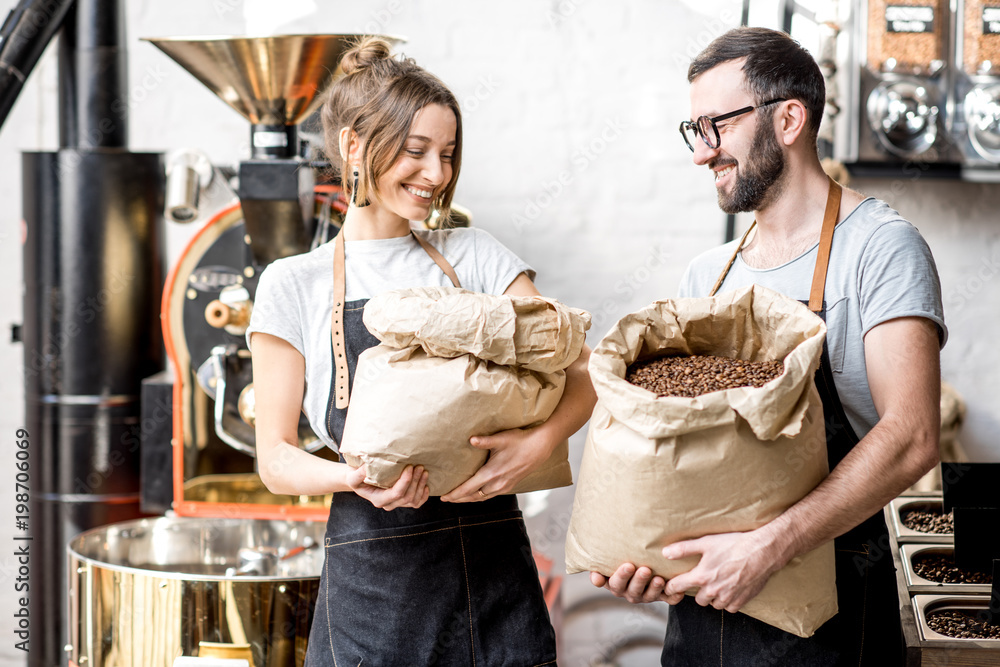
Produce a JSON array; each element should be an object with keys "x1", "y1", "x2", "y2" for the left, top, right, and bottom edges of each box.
[
  {"x1": 809, "y1": 176, "x2": 842, "y2": 312},
  {"x1": 330, "y1": 229, "x2": 462, "y2": 409},
  {"x1": 411, "y1": 231, "x2": 462, "y2": 289},
  {"x1": 708, "y1": 222, "x2": 757, "y2": 298},
  {"x1": 708, "y1": 176, "x2": 842, "y2": 314}
]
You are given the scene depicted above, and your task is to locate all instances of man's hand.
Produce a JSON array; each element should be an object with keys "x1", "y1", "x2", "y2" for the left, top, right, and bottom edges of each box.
[
  {"x1": 347, "y1": 464, "x2": 430, "y2": 511},
  {"x1": 441, "y1": 427, "x2": 553, "y2": 502},
  {"x1": 661, "y1": 530, "x2": 785, "y2": 612},
  {"x1": 590, "y1": 564, "x2": 668, "y2": 604}
]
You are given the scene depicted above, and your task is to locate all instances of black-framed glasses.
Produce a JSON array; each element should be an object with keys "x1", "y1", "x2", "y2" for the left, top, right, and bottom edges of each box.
[{"x1": 679, "y1": 98, "x2": 787, "y2": 152}]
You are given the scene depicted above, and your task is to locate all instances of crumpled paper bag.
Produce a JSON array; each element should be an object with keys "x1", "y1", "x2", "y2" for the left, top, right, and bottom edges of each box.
[
  {"x1": 340, "y1": 286, "x2": 591, "y2": 496},
  {"x1": 565, "y1": 284, "x2": 838, "y2": 638}
]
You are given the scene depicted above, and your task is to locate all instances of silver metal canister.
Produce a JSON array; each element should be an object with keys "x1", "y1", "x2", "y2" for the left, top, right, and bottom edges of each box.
[{"x1": 67, "y1": 517, "x2": 324, "y2": 666}]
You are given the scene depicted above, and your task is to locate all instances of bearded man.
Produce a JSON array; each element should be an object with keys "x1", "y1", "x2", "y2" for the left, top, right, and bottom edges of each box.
[{"x1": 592, "y1": 27, "x2": 946, "y2": 666}]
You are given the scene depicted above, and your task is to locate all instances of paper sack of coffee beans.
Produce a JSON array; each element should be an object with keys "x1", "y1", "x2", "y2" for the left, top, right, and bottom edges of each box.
[
  {"x1": 565, "y1": 284, "x2": 837, "y2": 638},
  {"x1": 340, "y1": 286, "x2": 591, "y2": 496}
]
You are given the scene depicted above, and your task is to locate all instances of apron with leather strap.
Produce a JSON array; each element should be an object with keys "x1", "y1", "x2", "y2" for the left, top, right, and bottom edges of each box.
[
  {"x1": 304, "y1": 230, "x2": 557, "y2": 667},
  {"x1": 662, "y1": 178, "x2": 903, "y2": 667}
]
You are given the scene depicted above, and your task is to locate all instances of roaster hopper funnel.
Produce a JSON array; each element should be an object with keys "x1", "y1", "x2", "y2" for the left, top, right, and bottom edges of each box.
[
  {"x1": 142, "y1": 34, "x2": 401, "y2": 267},
  {"x1": 143, "y1": 34, "x2": 378, "y2": 126}
]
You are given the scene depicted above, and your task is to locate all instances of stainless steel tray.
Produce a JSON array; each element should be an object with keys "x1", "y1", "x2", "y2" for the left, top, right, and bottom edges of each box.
[
  {"x1": 913, "y1": 594, "x2": 1000, "y2": 645},
  {"x1": 901, "y1": 544, "x2": 993, "y2": 594},
  {"x1": 887, "y1": 495, "x2": 954, "y2": 544}
]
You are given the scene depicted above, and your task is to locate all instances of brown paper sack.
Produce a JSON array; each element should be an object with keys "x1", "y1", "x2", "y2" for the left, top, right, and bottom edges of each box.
[
  {"x1": 340, "y1": 286, "x2": 591, "y2": 496},
  {"x1": 565, "y1": 284, "x2": 838, "y2": 638}
]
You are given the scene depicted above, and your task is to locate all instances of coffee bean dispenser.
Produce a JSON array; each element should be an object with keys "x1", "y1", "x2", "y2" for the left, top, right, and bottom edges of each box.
[
  {"x1": 954, "y1": 0, "x2": 1000, "y2": 167},
  {"x1": 828, "y1": 0, "x2": 1000, "y2": 177},
  {"x1": 859, "y1": 0, "x2": 958, "y2": 162}
]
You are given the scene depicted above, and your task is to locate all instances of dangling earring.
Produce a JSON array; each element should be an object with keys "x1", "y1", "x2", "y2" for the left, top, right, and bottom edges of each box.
[{"x1": 351, "y1": 168, "x2": 370, "y2": 208}]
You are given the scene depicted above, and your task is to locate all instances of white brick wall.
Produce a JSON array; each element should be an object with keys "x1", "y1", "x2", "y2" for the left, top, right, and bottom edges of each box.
[{"x1": 1, "y1": 1, "x2": 998, "y2": 663}]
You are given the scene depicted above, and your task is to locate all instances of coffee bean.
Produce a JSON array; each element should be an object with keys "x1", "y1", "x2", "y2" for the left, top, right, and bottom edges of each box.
[
  {"x1": 902, "y1": 509, "x2": 954, "y2": 534},
  {"x1": 927, "y1": 610, "x2": 1000, "y2": 640},
  {"x1": 626, "y1": 355, "x2": 784, "y2": 398},
  {"x1": 913, "y1": 553, "x2": 993, "y2": 584}
]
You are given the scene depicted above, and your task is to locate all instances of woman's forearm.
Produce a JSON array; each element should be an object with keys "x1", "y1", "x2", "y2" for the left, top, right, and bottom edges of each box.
[
  {"x1": 533, "y1": 344, "x2": 597, "y2": 450},
  {"x1": 257, "y1": 440, "x2": 354, "y2": 496}
]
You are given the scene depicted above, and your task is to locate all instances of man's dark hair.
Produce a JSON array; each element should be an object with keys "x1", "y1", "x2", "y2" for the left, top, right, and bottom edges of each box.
[{"x1": 688, "y1": 27, "x2": 825, "y2": 143}]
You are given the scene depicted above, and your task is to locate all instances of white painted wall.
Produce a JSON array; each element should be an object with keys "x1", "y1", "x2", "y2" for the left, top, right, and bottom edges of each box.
[{"x1": 1, "y1": 1, "x2": 998, "y2": 664}]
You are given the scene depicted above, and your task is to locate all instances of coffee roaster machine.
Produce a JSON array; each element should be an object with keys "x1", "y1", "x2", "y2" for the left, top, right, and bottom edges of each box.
[
  {"x1": 6, "y1": 2, "x2": 485, "y2": 659},
  {"x1": 825, "y1": 0, "x2": 1000, "y2": 177},
  {"x1": 60, "y1": 33, "x2": 367, "y2": 666},
  {"x1": 145, "y1": 33, "x2": 363, "y2": 523},
  {"x1": 5, "y1": 0, "x2": 400, "y2": 661}
]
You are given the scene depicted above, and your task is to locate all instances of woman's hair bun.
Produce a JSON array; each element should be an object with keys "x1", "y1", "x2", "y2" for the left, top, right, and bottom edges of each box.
[{"x1": 340, "y1": 36, "x2": 394, "y2": 76}]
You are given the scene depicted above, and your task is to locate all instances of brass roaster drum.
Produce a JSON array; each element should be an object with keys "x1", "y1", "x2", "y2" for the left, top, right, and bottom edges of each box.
[{"x1": 68, "y1": 517, "x2": 325, "y2": 666}]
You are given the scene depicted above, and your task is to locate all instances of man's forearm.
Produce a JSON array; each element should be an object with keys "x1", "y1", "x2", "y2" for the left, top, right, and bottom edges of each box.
[
  {"x1": 760, "y1": 317, "x2": 942, "y2": 564},
  {"x1": 762, "y1": 414, "x2": 939, "y2": 564}
]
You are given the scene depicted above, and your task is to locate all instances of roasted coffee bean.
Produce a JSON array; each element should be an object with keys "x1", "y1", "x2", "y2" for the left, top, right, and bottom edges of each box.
[
  {"x1": 927, "y1": 610, "x2": 1000, "y2": 640},
  {"x1": 626, "y1": 355, "x2": 784, "y2": 398},
  {"x1": 902, "y1": 508, "x2": 954, "y2": 534},
  {"x1": 913, "y1": 553, "x2": 993, "y2": 584}
]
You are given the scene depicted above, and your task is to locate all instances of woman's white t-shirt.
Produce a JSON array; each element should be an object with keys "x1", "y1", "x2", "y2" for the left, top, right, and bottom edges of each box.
[{"x1": 246, "y1": 225, "x2": 534, "y2": 450}]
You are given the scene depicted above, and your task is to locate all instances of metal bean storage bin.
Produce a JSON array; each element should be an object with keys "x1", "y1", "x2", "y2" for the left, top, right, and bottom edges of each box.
[
  {"x1": 888, "y1": 495, "x2": 955, "y2": 544},
  {"x1": 901, "y1": 544, "x2": 994, "y2": 594},
  {"x1": 67, "y1": 517, "x2": 324, "y2": 666},
  {"x1": 912, "y1": 595, "x2": 1000, "y2": 665},
  {"x1": 885, "y1": 492, "x2": 1000, "y2": 665}
]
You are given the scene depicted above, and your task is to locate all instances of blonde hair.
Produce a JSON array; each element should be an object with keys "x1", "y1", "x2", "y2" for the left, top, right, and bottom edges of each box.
[{"x1": 322, "y1": 36, "x2": 462, "y2": 218}]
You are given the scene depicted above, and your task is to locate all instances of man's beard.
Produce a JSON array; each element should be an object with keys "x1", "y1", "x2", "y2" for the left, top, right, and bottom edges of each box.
[{"x1": 716, "y1": 116, "x2": 786, "y2": 214}]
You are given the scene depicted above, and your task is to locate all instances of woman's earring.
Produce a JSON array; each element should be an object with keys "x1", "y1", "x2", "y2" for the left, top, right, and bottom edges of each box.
[{"x1": 351, "y1": 168, "x2": 369, "y2": 208}]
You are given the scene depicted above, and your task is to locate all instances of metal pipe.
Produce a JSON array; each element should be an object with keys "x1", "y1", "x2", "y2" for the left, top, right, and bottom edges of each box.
[
  {"x1": 23, "y1": 149, "x2": 164, "y2": 667},
  {"x1": 73, "y1": 0, "x2": 126, "y2": 147},
  {"x1": 0, "y1": 0, "x2": 76, "y2": 131},
  {"x1": 57, "y1": 0, "x2": 76, "y2": 147}
]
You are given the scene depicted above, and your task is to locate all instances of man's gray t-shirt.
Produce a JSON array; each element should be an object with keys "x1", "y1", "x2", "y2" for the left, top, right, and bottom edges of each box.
[
  {"x1": 679, "y1": 197, "x2": 946, "y2": 438},
  {"x1": 246, "y1": 226, "x2": 534, "y2": 451}
]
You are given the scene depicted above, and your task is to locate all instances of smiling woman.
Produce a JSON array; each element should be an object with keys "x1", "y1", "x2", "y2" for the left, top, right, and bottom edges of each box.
[
  {"x1": 321, "y1": 37, "x2": 462, "y2": 221},
  {"x1": 245, "y1": 36, "x2": 595, "y2": 666},
  {"x1": 369, "y1": 103, "x2": 457, "y2": 222}
]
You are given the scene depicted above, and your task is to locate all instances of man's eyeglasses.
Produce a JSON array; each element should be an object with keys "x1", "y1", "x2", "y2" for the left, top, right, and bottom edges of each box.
[{"x1": 679, "y1": 98, "x2": 787, "y2": 152}]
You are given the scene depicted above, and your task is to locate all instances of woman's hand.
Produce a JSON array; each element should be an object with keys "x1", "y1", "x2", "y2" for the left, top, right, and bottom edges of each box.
[
  {"x1": 346, "y1": 464, "x2": 430, "y2": 511},
  {"x1": 440, "y1": 427, "x2": 553, "y2": 502}
]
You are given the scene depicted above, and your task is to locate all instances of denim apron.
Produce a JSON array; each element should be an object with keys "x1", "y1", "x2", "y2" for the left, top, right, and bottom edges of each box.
[
  {"x1": 661, "y1": 178, "x2": 903, "y2": 667},
  {"x1": 304, "y1": 231, "x2": 557, "y2": 667}
]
